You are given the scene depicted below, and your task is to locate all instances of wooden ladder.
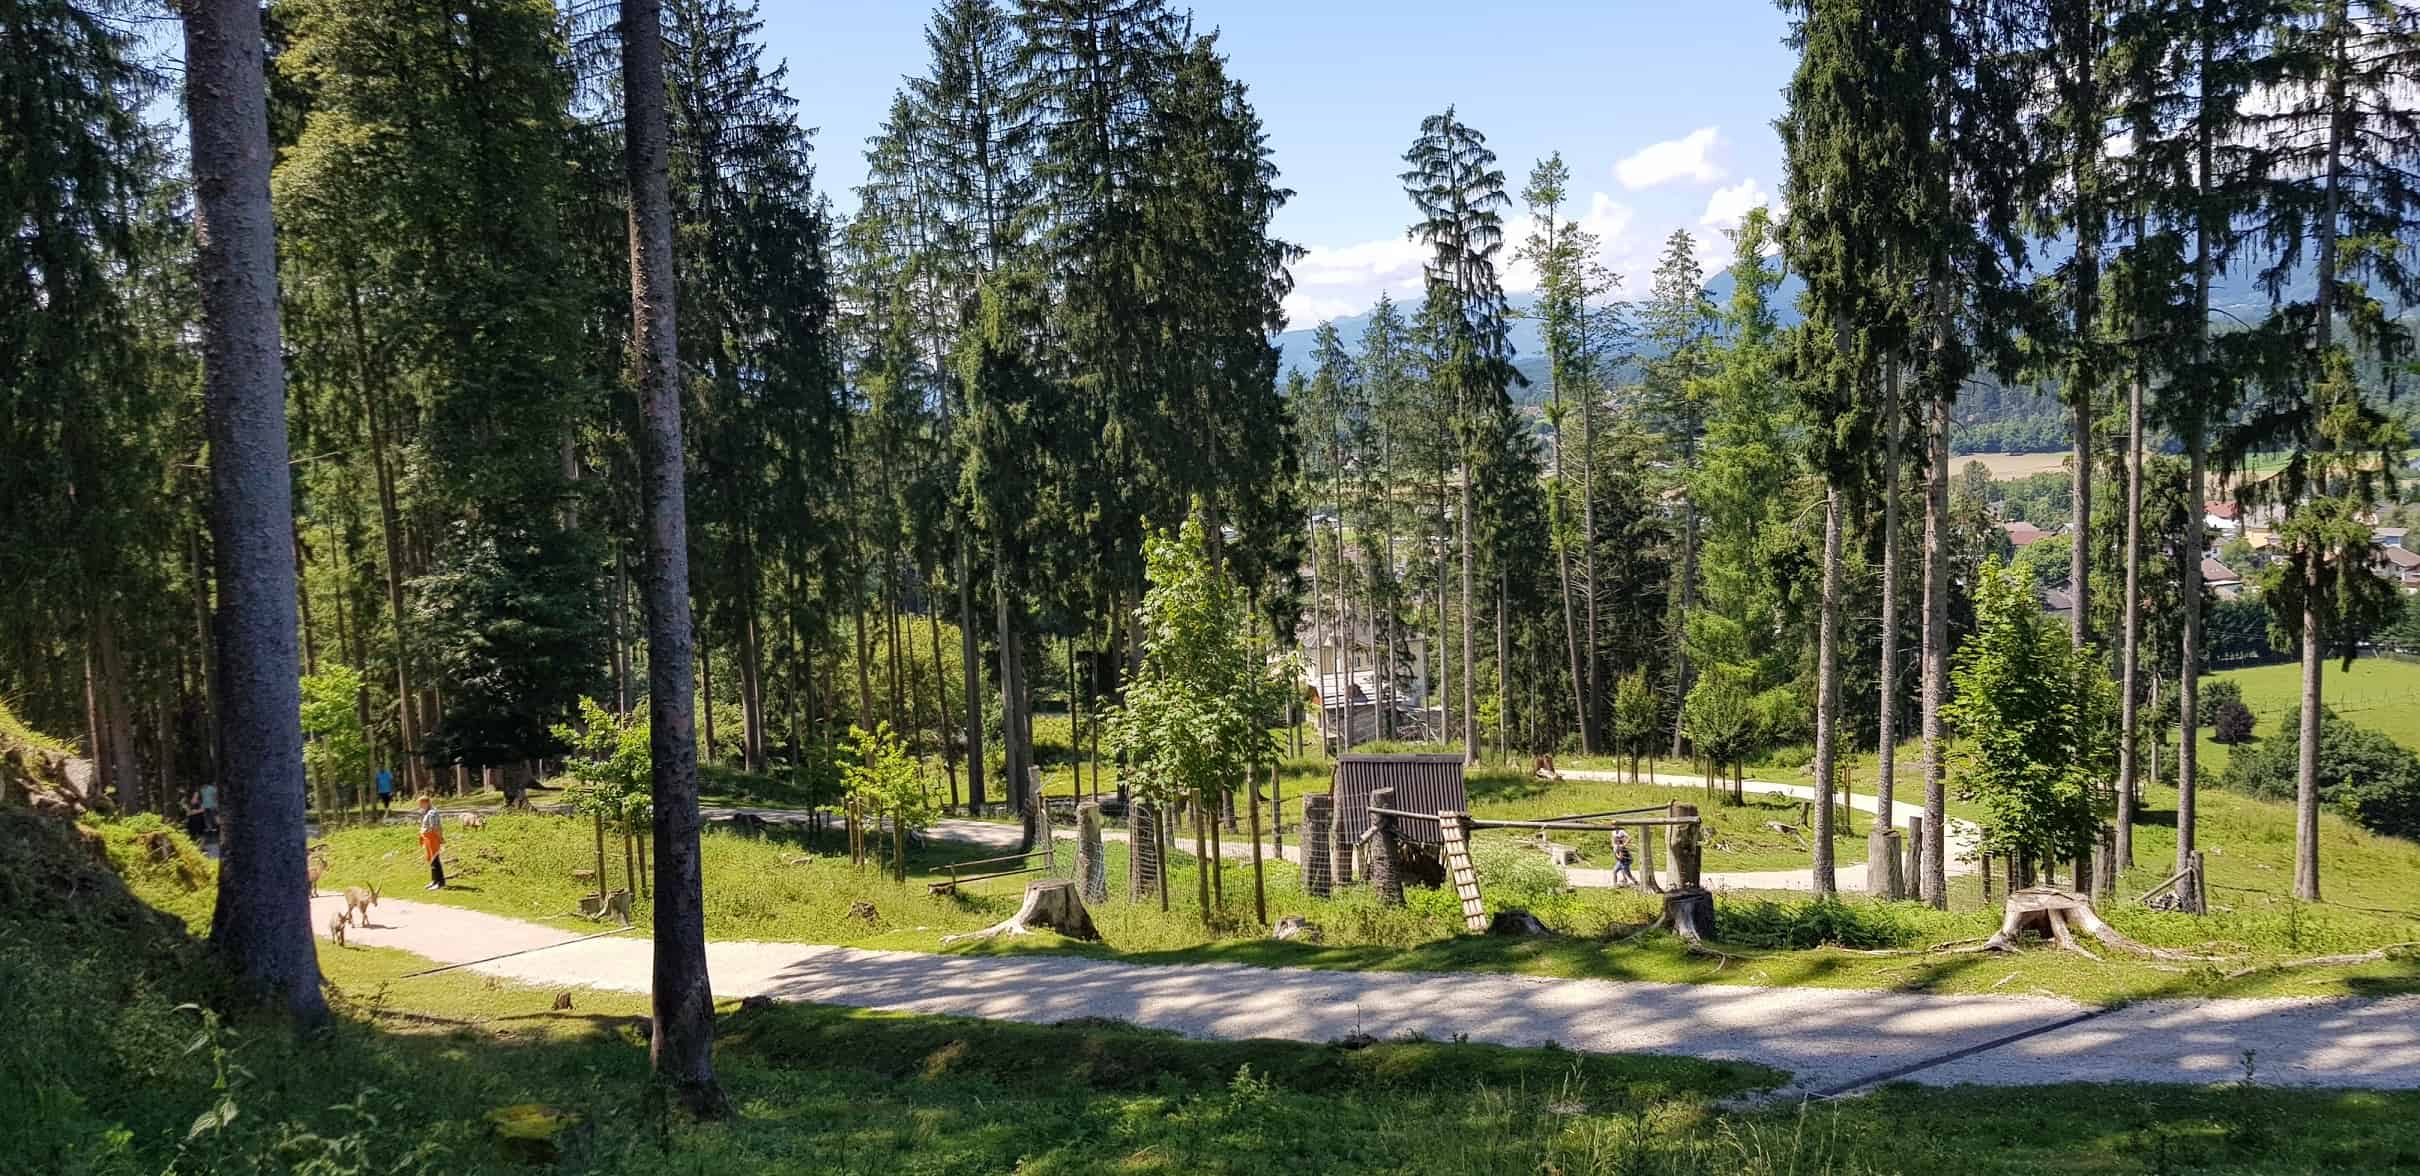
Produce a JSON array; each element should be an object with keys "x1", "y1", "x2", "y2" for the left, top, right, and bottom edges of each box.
[{"x1": 1438, "y1": 811, "x2": 1487, "y2": 932}]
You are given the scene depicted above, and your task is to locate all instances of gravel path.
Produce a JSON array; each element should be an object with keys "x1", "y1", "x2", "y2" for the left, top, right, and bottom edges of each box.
[
  {"x1": 321, "y1": 895, "x2": 2420, "y2": 1095},
  {"x1": 1551, "y1": 770, "x2": 1983, "y2": 892}
]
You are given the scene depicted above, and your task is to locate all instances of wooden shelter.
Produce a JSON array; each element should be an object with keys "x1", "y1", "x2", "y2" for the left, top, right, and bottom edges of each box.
[{"x1": 1331, "y1": 753, "x2": 1466, "y2": 847}]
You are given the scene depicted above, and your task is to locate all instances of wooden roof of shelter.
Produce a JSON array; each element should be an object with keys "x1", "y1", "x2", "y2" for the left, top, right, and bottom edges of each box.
[{"x1": 1330, "y1": 753, "x2": 1466, "y2": 846}]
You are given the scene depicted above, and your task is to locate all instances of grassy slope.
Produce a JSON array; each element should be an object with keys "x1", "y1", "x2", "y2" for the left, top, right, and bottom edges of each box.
[{"x1": 12, "y1": 809, "x2": 2420, "y2": 1174}]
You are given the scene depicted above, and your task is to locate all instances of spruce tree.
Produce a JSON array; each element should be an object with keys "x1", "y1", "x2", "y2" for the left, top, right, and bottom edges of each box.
[
  {"x1": 1401, "y1": 107, "x2": 1520, "y2": 764},
  {"x1": 2234, "y1": 0, "x2": 2420, "y2": 901}
]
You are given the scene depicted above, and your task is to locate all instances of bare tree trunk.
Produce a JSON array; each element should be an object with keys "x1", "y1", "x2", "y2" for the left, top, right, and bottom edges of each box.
[
  {"x1": 1670, "y1": 500, "x2": 1697, "y2": 758},
  {"x1": 1460, "y1": 464, "x2": 1478, "y2": 764},
  {"x1": 1810, "y1": 484, "x2": 1842, "y2": 898},
  {"x1": 956, "y1": 538, "x2": 985, "y2": 810},
  {"x1": 1874, "y1": 362, "x2": 1902, "y2": 894},
  {"x1": 93, "y1": 605, "x2": 140, "y2": 810},
  {"x1": 184, "y1": 0, "x2": 327, "y2": 1024},
  {"x1": 698, "y1": 627, "x2": 717, "y2": 766},
  {"x1": 2296, "y1": 551, "x2": 2323, "y2": 901},
  {"x1": 2117, "y1": 363, "x2": 2145, "y2": 873},
  {"x1": 738, "y1": 551, "x2": 767, "y2": 774},
  {"x1": 1920, "y1": 388, "x2": 1951, "y2": 909},
  {"x1": 929, "y1": 586, "x2": 959, "y2": 805},
  {"x1": 621, "y1": 0, "x2": 723, "y2": 1114},
  {"x1": 2070, "y1": 383, "x2": 2093, "y2": 649}
]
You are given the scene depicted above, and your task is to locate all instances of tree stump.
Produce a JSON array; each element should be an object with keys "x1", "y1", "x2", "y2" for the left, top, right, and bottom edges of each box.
[
  {"x1": 1868, "y1": 829, "x2": 1903, "y2": 899},
  {"x1": 941, "y1": 880, "x2": 1101, "y2": 944},
  {"x1": 1957, "y1": 887, "x2": 2211, "y2": 961},
  {"x1": 1487, "y1": 910, "x2": 1554, "y2": 937},
  {"x1": 1663, "y1": 886, "x2": 1717, "y2": 944},
  {"x1": 1075, "y1": 801, "x2": 1108, "y2": 903}
]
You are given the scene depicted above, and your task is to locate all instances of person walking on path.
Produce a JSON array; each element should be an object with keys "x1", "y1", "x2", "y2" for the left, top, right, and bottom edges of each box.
[
  {"x1": 197, "y1": 782, "x2": 219, "y2": 845},
  {"x1": 1611, "y1": 828, "x2": 1637, "y2": 887},
  {"x1": 182, "y1": 791, "x2": 208, "y2": 844},
  {"x1": 418, "y1": 794, "x2": 447, "y2": 890},
  {"x1": 376, "y1": 767, "x2": 394, "y2": 814}
]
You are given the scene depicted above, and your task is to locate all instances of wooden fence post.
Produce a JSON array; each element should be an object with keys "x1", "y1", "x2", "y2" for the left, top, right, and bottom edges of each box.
[
  {"x1": 1670, "y1": 803, "x2": 1702, "y2": 891},
  {"x1": 2093, "y1": 826, "x2": 2115, "y2": 904},
  {"x1": 1368, "y1": 787, "x2": 1403, "y2": 908}
]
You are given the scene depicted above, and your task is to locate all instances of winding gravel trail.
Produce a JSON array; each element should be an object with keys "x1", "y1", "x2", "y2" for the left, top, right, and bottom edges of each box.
[{"x1": 321, "y1": 895, "x2": 2420, "y2": 1096}]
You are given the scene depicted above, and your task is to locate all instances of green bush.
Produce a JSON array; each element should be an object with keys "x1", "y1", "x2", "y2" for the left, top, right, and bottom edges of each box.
[
  {"x1": 1473, "y1": 844, "x2": 1568, "y2": 913},
  {"x1": 2199, "y1": 678, "x2": 2245, "y2": 722},
  {"x1": 1716, "y1": 898, "x2": 1930, "y2": 950},
  {"x1": 2220, "y1": 706, "x2": 2420, "y2": 839},
  {"x1": 2212, "y1": 700, "x2": 2256, "y2": 744}
]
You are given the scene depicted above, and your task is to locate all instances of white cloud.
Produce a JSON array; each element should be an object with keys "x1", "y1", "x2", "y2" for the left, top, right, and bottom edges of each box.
[
  {"x1": 1699, "y1": 178, "x2": 1771, "y2": 229},
  {"x1": 1281, "y1": 292, "x2": 1365, "y2": 327},
  {"x1": 1613, "y1": 127, "x2": 1726, "y2": 190},
  {"x1": 1290, "y1": 236, "x2": 1428, "y2": 290}
]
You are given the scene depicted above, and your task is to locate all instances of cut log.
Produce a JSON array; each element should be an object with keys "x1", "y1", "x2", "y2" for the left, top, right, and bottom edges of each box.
[{"x1": 941, "y1": 880, "x2": 1101, "y2": 945}]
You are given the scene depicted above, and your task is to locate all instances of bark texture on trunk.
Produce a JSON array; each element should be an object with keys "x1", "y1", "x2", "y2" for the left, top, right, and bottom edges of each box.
[
  {"x1": 622, "y1": 0, "x2": 724, "y2": 1115},
  {"x1": 1809, "y1": 485, "x2": 1842, "y2": 897},
  {"x1": 2117, "y1": 369, "x2": 2144, "y2": 872},
  {"x1": 185, "y1": 0, "x2": 328, "y2": 1025},
  {"x1": 1873, "y1": 363, "x2": 1902, "y2": 897},
  {"x1": 1920, "y1": 391, "x2": 1950, "y2": 909}
]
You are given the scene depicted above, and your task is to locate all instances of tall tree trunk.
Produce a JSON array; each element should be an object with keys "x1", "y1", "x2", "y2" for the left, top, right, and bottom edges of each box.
[
  {"x1": 2292, "y1": 13, "x2": 2348, "y2": 905},
  {"x1": 611, "y1": 547, "x2": 630, "y2": 715},
  {"x1": 352, "y1": 279, "x2": 420, "y2": 793},
  {"x1": 739, "y1": 571, "x2": 767, "y2": 775},
  {"x1": 956, "y1": 538, "x2": 985, "y2": 810},
  {"x1": 1670, "y1": 500, "x2": 1697, "y2": 757},
  {"x1": 992, "y1": 532, "x2": 1032, "y2": 844},
  {"x1": 929, "y1": 584, "x2": 959, "y2": 804},
  {"x1": 184, "y1": 0, "x2": 327, "y2": 1025},
  {"x1": 1875, "y1": 362, "x2": 1902, "y2": 886},
  {"x1": 1810, "y1": 483, "x2": 1842, "y2": 898},
  {"x1": 2178, "y1": 42, "x2": 2214, "y2": 874},
  {"x1": 2069, "y1": 394, "x2": 2093, "y2": 649},
  {"x1": 92, "y1": 604, "x2": 140, "y2": 811},
  {"x1": 1920, "y1": 387, "x2": 1951, "y2": 909},
  {"x1": 1459, "y1": 462, "x2": 1477, "y2": 764},
  {"x1": 621, "y1": 0, "x2": 724, "y2": 1114},
  {"x1": 698, "y1": 627, "x2": 717, "y2": 766},
  {"x1": 2117, "y1": 363, "x2": 2145, "y2": 873}
]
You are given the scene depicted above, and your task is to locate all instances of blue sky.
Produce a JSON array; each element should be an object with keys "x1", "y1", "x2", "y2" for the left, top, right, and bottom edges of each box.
[{"x1": 765, "y1": 0, "x2": 1799, "y2": 326}]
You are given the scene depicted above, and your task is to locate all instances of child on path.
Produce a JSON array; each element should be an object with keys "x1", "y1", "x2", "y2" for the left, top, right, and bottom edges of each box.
[
  {"x1": 376, "y1": 767, "x2": 393, "y2": 814},
  {"x1": 418, "y1": 794, "x2": 446, "y2": 890},
  {"x1": 1611, "y1": 828, "x2": 1636, "y2": 886}
]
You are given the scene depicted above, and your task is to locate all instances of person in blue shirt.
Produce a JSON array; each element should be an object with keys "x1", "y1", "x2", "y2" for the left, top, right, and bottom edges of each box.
[{"x1": 376, "y1": 767, "x2": 394, "y2": 814}]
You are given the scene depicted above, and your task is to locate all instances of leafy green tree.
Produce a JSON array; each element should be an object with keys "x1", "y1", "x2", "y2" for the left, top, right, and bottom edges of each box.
[
  {"x1": 841, "y1": 722, "x2": 936, "y2": 883},
  {"x1": 1104, "y1": 515, "x2": 1292, "y2": 922},
  {"x1": 2221, "y1": 706, "x2": 2420, "y2": 842},
  {"x1": 1945, "y1": 561, "x2": 2115, "y2": 875},
  {"x1": 300, "y1": 665, "x2": 372, "y2": 816},
  {"x1": 1611, "y1": 670, "x2": 1661, "y2": 784}
]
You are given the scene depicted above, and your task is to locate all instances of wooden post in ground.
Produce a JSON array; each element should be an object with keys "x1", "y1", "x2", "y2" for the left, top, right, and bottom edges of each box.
[
  {"x1": 1075, "y1": 801, "x2": 1107, "y2": 904},
  {"x1": 2191, "y1": 850, "x2": 2208, "y2": 915},
  {"x1": 1662, "y1": 803, "x2": 1715, "y2": 940},
  {"x1": 1980, "y1": 848, "x2": 1994, "y2": 904},
  {"x1": 1873, "y1": 829, "x2": 1904, "y2": 900},
  {"x1": 1368, "y1": 787, "x2": 1402, "y2": 907},
  {"x1": 592, "y1": 811, "x2": 609, "y2": 904},
  {"x1": 1905, "y1": 815, "x2": 1924, "y2": 903},
  {"x1": 2093, "y1": 826, "x2": 2116, "y2": 904},
  {"x1": 1302, "y1": 794, "x2": 1334, "y2": 898}
]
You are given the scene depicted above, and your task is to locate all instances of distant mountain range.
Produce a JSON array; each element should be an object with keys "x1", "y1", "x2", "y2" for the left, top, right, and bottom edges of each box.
[{"x1": 1275, "y1": 246, "x2": 2328, "y2": 407}]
